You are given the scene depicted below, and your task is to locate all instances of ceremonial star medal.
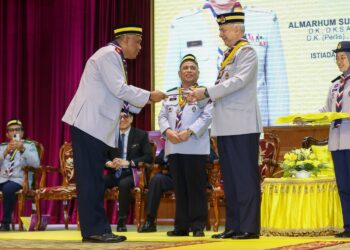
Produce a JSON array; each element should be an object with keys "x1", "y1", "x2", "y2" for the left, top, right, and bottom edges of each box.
[{"x1": 192, "y1": 106, "x2": 197, "y2": 112}]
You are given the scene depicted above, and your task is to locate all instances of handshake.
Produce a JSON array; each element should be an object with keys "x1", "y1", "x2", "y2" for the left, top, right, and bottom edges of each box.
[
  {"x1": 148, "y1": 87, "x2": 208, "y2": 103},
  {"x1": 105, "y1": 158, "x2": 130, "y2": 169}
]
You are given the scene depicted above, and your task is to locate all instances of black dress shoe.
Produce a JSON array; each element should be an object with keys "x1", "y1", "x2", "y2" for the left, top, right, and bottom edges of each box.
[
  {"x1": 211, "y1": 229, "x2": 236, "y2": 239},
  {"x1": 335, "y1": 231, "x2": 350, "y2": 238},
  {"x1": 139, "y1": 221, "x2": 157, "y2": 233},
  {"x1": 0, "y1": 223, "x2": 10, "y2": 232},
  {"x1": 232, "y1": 232, "x2": 260, "y2": 239},
  {"x1": 193, "y1": 230, "x2": 205, "y2": 237},
  {"x1": 82, "y1": 233, "x2": 127, "y2": 243},
  {"x1": 167, "y1": 229, "x2": 189, "y2": 237},
  {"x1": 116, "y1": 224, "x2": 127, "y2": 232}
]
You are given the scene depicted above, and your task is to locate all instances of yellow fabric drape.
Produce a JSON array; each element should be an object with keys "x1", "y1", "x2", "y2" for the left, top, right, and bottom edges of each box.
[
  {"x1": 261, "y1": 177, "x2": 343, "y2": 236},
  {"x1": 274, "y1": 112, "x2": 350, "y2": 125}
]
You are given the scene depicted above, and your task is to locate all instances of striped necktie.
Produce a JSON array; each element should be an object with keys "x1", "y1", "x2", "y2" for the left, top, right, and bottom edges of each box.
[{"x1": 334, "y1": 74, "x2": 350, "y2": 128}]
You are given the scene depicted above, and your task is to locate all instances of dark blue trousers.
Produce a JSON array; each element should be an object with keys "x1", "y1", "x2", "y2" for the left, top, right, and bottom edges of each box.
[
  {"x1": 146, "y1": 173, "x2": 173, "y2": 220},
  {"x1": 217, "y1": 133, "x2": 260, "y2": 233},
  {"x1": 103, "y1": 173, "x2": 134, "y2": 220},
  {"x1": 332, "y1": 149, "x2": 350, "y2": 232},
  {"x1": 0, "y1": 181, "x2": 22, "y2": 224},
  {"x1": 70, "y1": 126, "x2": 112, "y2": 237},
  {"x1": 168, "y1": 154, "x2": 207, "y2": 231}
]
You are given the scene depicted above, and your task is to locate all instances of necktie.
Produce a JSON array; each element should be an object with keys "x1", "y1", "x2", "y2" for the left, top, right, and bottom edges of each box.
[
  {"x1": 115, "y1": 134, "x2": 125, "y2": 178},
  {"x1": 334, "y1": 74, "x2": 350, "y2": 128}
]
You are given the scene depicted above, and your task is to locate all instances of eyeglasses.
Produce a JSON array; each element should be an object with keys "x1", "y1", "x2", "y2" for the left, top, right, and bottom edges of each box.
[
  {"x1": 7, "y1": 128, "x2": 23, "y2": 132},
  {"x1": 120, "y1": 114, "x2": 131, "y2": 120}
]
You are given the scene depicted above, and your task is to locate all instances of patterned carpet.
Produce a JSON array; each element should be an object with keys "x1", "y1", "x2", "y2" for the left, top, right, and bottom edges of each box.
[
  {"x1": 1, "y1": 225, "x2": 350, "y2": 250},
  {"x1": 0, "y1": 239, "x2": 216, "y2": 250}
]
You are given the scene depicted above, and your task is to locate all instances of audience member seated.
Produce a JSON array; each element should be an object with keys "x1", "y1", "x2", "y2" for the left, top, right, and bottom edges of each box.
[
  {"x1": 0, "y1": 119, "x2": 39, "y2": 231},
  {"x1": 103, "y1": 110, "x2": 152, "y2": 232},
  {"x1": 139, "y1": 143, "x2": 218, "y2": 233}
]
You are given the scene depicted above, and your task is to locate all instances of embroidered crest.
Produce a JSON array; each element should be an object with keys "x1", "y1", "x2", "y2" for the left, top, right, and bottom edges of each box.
[{"x1": 219, "y1": 16, "x2": 226, "y2": 24}]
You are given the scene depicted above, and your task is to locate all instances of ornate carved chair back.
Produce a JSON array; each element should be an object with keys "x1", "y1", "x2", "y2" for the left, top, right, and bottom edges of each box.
[
  {"x1": 302, "y1": 136, "x2": 328, "y2": 149},
  {"x1": 259, "y1": 133, "x2": 282, "y2": 181},
  {"x1": 59, "y1": 142, "x2": 75, "y2": 187}
]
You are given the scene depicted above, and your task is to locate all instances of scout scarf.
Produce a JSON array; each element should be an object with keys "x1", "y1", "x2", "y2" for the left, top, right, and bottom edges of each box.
[
  {"x1": 215, "y1": 39, "x2": 248, "y2": 85},
  {"x1": 175, "y1": 83, "x2": 199, "y2": 130}
]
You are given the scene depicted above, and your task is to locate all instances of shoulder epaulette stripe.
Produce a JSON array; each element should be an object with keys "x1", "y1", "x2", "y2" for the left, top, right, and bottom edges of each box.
[
  {"x1": 331, "y1": 75, "x2": 341, "y2": 83},
  {"x1": 167, "y1": 87, "x2": 178, "y2": 92}
]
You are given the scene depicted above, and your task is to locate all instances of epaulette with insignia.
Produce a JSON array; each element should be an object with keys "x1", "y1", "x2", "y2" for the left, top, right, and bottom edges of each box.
[
  {"x1": 174, "y1": 8, "x2": 201, "y2": 20},
  {"x1": 331, "y1": 75, "x2": 341, "y2": 83},
  {"x1": 166, "y1": 87, "x2": 178, "y2": 93},
  {"x1": 115, "y1": 46, "x2": 122, "y2": 55},
  {"x1": 24, "y1": 140, "x2": 34, "y2": 144}
]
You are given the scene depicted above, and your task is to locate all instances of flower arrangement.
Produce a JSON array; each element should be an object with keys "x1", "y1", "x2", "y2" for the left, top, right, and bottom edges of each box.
[{"x1": 281, "y1": 148, "x2": 328, "y2": 177}]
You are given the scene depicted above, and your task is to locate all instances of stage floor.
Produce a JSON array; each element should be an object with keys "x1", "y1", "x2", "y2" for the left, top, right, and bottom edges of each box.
[{"x1": 0, "y1": 225, "x2": 350, "y2": 250}]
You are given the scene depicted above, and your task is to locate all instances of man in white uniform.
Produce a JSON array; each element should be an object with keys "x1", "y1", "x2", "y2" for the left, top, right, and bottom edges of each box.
[{"x1": 62, "y1": 24, "x2": 166, "y2": 243}]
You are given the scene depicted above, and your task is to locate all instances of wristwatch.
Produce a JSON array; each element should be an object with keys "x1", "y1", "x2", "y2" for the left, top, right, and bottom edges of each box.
[{"x1": 204, "y1": 88, "x2": 209, "y2": 98}]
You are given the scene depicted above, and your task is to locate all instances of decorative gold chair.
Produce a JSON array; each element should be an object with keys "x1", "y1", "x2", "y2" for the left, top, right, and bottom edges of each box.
[
  {"x1": 104, "y1": 141, "x2": 156, "y2": 231},
  {"x1": 35, "y1": 141, "x2": 155, "y2": 231},
  {"x1": 34, "y1": 142, "x2": 77, "y2": 230},
  {"x1": 17, "y1": 140, "x2": 44, "y2": 231}
]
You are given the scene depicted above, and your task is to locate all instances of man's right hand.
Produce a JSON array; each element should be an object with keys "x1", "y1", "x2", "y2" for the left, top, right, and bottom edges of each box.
[
  {"x1": 149, "y1": 90, "x2": 167, "y2": 103},
  {"x1": 4, "y1": 141, "x2": 16, "y2": 157},
  {"x1": 165, "y1": 129, "x2": 181, "y2": 144}
]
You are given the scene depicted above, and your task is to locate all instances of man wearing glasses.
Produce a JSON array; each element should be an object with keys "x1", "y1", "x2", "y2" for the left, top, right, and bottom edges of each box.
[
  {"x1": 104, "y1": 107, "x2": 152, "y2": 232},
  {"x1": 0, "y1": 119, "x2": 40, "y2": 231}
]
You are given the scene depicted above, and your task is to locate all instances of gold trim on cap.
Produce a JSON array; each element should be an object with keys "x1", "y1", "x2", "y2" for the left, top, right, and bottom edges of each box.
[
  {"x1": 217, "y1": 16, "x2": 244, "y2": 22},
  {"x1": 337, "y1": 43, "x2": 342, "y2": 49},
  {"x1": 114, "y1": 27, "x2": 142, "y2": 34},
  {"x1": 7, "y1": 120, "x2": 22, "y2": 127},
  {"x1": 182, "y1": 55, "x2": 196, "y2": 62}
]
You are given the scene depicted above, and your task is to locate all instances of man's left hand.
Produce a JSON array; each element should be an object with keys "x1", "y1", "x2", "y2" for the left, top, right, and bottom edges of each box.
[{"x1": 177, "y1": 129, "x2": 191, "y2": 142}]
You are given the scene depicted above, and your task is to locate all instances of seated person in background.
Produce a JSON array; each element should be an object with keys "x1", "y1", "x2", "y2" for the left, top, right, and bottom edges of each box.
[
  {"x1": 139, "y1": 140, "x2": 218, "y2": 233},
  {"x1": 104, "y1": 109, "x2": 152, "y2": 232},
  {"x1": 138, "y1": 149, "x2": 172, "y2": 233},
  {"x1": 0, "y1": 119, "x2": 40, "y2": 231}
]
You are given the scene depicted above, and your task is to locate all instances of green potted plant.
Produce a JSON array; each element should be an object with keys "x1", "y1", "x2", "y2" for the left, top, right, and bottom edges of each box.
[{"x1": 281, "y1": 148, "x2": 328, "y2": 178}]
